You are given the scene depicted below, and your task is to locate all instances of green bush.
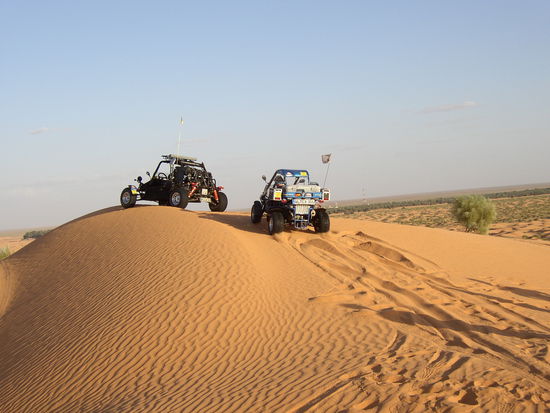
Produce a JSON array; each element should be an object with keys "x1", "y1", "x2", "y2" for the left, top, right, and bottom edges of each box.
[
  {"x1": 452, "y1": 195, "x2": 496, "y2": 234},
  {"x1": 23, "y1": 230, "x2": 50, "y2": 240},
  {"x1": 0, "y1": 247, "x2": 10, "y2": 260}
]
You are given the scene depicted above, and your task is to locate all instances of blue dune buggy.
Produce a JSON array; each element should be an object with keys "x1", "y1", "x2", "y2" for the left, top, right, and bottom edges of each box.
[{"x1": 251, "y1": 169, "x2": 331, "y2": 235}]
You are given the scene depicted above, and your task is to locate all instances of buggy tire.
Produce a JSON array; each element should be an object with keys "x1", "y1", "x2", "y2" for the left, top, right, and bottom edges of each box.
[
  {"x1": 268, "y1": 211, "x2": 284, "y2": 235},
  {"x1": 313, "y1": 209, "x2": 330, "y2": 233},
  {"x1": 120, "y1": 188, "x2": 137, "y2": 209},
  {"x1": 209, "y1": 191, "x2": 228, "y2": 212},
  {"x1": 251, "y1": 201, "x2": 263, "y2": 223},
  {"x1": 168, "y1": 189, "x2": 189, "y2": 209}
]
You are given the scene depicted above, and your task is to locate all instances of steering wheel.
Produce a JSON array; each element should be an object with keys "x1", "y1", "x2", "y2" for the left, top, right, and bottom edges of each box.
[{"x1": 157, "y1": 172, "x2": 168, "y2": 179}]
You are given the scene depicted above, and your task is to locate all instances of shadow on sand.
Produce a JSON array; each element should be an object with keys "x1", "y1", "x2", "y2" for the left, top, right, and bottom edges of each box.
[
  {"x1": 196, "y1": 212, "x2": 317, "y2": 236},
  {"x1": 498, "y1": 286, "x2": 550, "y2": 303},
  {"x1": 196, "y1": 212, "x2": 268, "y2": 235},
  {"x1": 448, "y1": 286, "x2": 550, "y2": 314},
  {"x1": 377, "y1": 308, "x2": 550, "y2": 340},
  {"x1": 468, "y1": 278, "x2": 550, "y2": 304}
]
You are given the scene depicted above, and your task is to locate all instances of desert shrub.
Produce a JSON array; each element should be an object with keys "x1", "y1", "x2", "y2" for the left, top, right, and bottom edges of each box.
[
  {"x1": 452, "y1": 195, "x2": 496, "y2": 234},
  {"x1": 0, "y1": 247, "x2": 10, "y2": 260},
  {"x1": 23, "y1": 230, "x2": 50, "y2": 240}
]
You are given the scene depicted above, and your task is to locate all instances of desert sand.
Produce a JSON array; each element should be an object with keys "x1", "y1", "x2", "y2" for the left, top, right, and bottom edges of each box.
[
  {"x1": 0, "y1": 236, "x2": 33, "y2": 255},
  {"x1": 0, "y1": 206, "x2": 549, "y2": 412}
]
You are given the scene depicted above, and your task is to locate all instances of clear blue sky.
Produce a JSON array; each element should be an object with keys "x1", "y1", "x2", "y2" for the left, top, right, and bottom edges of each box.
[{"x1": 1, "y1": 1, "x2": 549, "y2": 229}]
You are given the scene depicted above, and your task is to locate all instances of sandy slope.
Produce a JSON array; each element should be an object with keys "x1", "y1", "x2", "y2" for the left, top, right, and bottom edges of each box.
[{"x1": 0, "y1": 207, "x2": 549, "y2": 412}]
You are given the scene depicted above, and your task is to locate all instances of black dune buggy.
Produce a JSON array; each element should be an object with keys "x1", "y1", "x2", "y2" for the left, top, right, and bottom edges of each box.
[{"x1": 120, "y1": 154, "x2": 228, "y2": 211}]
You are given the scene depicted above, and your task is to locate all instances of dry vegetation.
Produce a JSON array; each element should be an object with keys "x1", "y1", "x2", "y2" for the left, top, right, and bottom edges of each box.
[
  {"x1": 0, "y1": 229, "x2": 52, "y2": 257},
  {"x1": 0, "y1": 246, "x2": 10, "y2": 260},
  {"x1": 336, "y1": 194, "x2": 550, "y2": 245}
]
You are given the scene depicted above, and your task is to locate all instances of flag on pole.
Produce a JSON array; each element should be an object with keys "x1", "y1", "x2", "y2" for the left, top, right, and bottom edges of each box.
[{"x1": 321, "y1": 154, "x2": 332, "y2": 164}]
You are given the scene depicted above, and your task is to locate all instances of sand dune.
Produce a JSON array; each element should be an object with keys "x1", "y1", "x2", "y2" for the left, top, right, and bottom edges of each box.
[{"x1": 0, "y1": 207, "x2": 549, "y2": 412}]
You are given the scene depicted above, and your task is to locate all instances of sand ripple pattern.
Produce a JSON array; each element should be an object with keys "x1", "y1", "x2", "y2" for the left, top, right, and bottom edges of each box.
[
  {"x1": 0, "y1": 208, "x2": 376, "y2": 412},
  {"x1": 287, "y1": 230, "x2": 550, "y2": 411},
  {"x1": 0, "y1": 209, "x2": 549, "y2": 412}
]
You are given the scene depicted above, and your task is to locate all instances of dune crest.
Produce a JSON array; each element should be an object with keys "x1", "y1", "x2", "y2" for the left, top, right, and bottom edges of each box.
[{"x1": 0, "y1": 207, "x2": 548, "y2": 412}]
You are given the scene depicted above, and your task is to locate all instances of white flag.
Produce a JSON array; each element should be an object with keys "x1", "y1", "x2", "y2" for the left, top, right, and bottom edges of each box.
[{"x1": 321, "y1": 154, "x2": 331, "y2": 164}]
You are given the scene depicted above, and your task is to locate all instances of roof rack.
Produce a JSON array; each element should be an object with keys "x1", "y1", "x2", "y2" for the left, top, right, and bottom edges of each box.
[{"x1": 163, "y1": 154, "x2": 197, "y2": 162}]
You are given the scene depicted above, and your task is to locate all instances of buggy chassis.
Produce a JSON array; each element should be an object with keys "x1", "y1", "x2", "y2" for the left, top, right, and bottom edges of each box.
[{"x1": 120, "y1": 154, "x2": 228, "y2": 211}]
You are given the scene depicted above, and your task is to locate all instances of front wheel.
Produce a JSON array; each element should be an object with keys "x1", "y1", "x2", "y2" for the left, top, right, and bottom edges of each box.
[
  {"x1": 268, "y1": 211, "x2": 284, "y2": 235},
  {"x1": 209, "y1": 191, "x2": 228, "y2": 212},
  {"x1": 251, "y1": 201, "x2": 263, "y2": 223},
  {"x1": 120, "y1": 188, "x2": 137, "y2": 208},
  {"x1": 168, "y1": 189, "x2": 189, "y2": 209},
  {"x1": 313, "y1": 209, "x2": 330, "y2": 233}
]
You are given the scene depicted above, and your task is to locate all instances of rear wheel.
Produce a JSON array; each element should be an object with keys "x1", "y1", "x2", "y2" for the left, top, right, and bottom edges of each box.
[
  {"x1": 268, "y1": 211, "x2": 284, "y2": 235},
  {"x1": 251, "y1": 201, "x2": 263, "y2": 223},
  {"x1": 209, "y1": 191, "x2": 228, "y2": 212},
  {"x1": 313, "y1": 209, "x2": 330, "y2": 233},
  {"x1": 168, "y1": 189, "x2": 189, "y2": 209},
  {"x1": 120, "y1": 188, "x2": 137, "y2": 209}
]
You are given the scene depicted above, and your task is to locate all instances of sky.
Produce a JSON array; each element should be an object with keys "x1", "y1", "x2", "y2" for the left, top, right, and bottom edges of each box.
[{"x1": 1, "y1": 1, "x2": 549, "y2": 230}]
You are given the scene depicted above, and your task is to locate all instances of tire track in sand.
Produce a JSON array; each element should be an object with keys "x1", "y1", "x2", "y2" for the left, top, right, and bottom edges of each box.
[{"x1": 286, "y1": 229, "x2": 550, "y2": 411}]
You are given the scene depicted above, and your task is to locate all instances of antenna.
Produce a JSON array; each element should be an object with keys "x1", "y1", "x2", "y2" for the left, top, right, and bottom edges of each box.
[{"x1": 177, "y1": 117, "x2": 184, "y2": 156}]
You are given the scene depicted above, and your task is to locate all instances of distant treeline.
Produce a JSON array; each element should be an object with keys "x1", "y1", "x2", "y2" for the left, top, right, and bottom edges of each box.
[
  {"x1": 23, "y1": 230, "x2": 51, "y2": 239},
  {"x1": 328, "y1": 188, "x2": 550, "y2": 215}
]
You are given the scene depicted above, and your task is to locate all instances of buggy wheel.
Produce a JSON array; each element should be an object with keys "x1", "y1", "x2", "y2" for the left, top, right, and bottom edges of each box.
[
  {"x1": 251, "y1": 201, "x2": 263, "y2": 223},
  {"x1": 120, "y1": 188, "x2": 137, "y2": 209},
  {"x1": 268, "y1": 211, "x2": 284, "y2": 235},
  {"x1": 209, "y1": 191, "x2": 228, "y2": 212},
  {"x1": 313, "y1": 209, "x2": 330, "y2": 233},
  {"x1": 168, "y1": 189, "x2": 189, "y2": 209}
]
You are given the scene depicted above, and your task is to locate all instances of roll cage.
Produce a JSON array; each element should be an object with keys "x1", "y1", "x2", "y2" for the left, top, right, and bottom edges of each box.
[
  {"x1": 151, "y1": 155, "x2": 208, "y2": 180},
  {"x1": 261, "y1": 169, "x2": 310, "y2": 199}
]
